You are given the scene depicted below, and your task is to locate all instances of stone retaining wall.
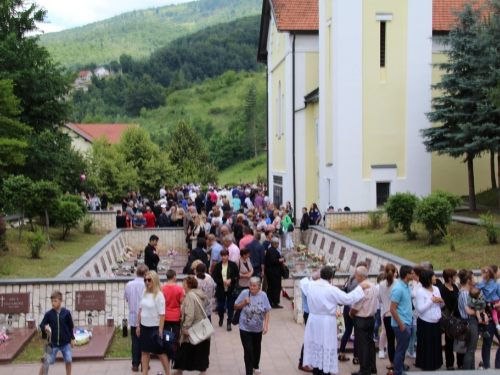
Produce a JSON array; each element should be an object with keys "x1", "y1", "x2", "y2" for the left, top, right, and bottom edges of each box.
[
  {"x1": 324, "y1": 211, "x2": 387, "y2": 231},
  {"x1": 0, "y1": 277, "x2": 185, "y2": 329},
  {"x1": 86, "y1": 211, "x2": 116, "y2": 232}
]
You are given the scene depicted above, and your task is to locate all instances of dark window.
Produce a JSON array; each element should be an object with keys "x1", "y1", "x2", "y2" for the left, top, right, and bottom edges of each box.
[
  {"x1": 376, "y1": 182, "x2": 390, "y2": 206},
  {"x1": 273, "y1": 176, "x2": 283, "y2": 207},
  {"x1": 380, "y1": 21, "x2": 386, "y2": 67}
]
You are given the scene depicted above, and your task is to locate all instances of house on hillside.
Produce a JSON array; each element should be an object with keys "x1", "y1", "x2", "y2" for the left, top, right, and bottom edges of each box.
[
  {"x1": 94, "y1": 67, "x2": 110, "y2": 78},
  {"x1": 78, "y1": 70, "x2": 92, "y2": 82},
  {"x1": 59, "y1": 123, "x2": 134, "y2": 153},
  {"x1": 258, "y1": 0, "x2": 494, "y2": 212}
]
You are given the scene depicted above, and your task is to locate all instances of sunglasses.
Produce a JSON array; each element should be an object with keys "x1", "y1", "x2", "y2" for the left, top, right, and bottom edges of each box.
[{"x1": 144, "y1": 278, "x2": 152, "y2": 283}]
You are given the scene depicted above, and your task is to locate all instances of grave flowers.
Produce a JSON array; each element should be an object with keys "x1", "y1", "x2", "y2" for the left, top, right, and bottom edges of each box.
[{"x1": 0, "y1": 331, "x2": 10, "y2": 343}]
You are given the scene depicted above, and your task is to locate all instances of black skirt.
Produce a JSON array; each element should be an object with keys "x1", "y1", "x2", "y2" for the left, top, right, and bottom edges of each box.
[
  {"x1": 173, "y1": 340, "x2": 210, "y2": 372},
  {"x1": 415, "y1": 318, "x2": 443, "y2": 370},
  {"x1": 139, "y1": 325, "x2": 163, "y2": 355}
]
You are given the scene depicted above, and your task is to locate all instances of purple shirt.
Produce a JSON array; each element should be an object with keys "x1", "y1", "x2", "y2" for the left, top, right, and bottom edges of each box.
[{"x1": 254, "y1": 196, "x2": 264, "y2": 208}]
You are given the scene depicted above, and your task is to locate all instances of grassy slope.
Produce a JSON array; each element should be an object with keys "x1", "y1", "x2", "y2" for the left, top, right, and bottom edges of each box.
[
  {"x1": 39, "y1": 0, "x2": 261, "y2": 67},
  {"x1": 218, "y1": 153, "x2": 267, "y2": 185},
  {"x1": 138, "y1": 70, "x2": 266, "y2": 134},
  {"x1": 0, "y1": 227, "x2": 105, "y2": 279}
]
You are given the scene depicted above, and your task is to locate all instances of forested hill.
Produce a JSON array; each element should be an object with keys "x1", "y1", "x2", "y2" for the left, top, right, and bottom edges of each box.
[{"x1": 38, "y1": 0, "x2": 261, "y2": 69}]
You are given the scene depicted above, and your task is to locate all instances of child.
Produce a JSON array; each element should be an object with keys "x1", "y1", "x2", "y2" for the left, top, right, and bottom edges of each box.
[
  {"x1": 39, "y1": 291, "x2": 75, "y2": 375},
  {"x1": 468, "y1": 287, "x2": 490, "y2": 339},
  {"x1": 477, "y1": 266, "x2": 500, "y2": 334}
]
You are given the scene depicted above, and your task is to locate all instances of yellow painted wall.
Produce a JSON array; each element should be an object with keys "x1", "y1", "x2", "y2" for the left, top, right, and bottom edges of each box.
[
  {"x1": 305, "y1": 53, "x2": 319, "y2": 95},
  {"x1": 270, "y1": 20, "x2": 287, "y2": 68},
  {"x1": 362, "y1": 0, "x2": 408, "y2": 179},
  {"x1": 270, "y1": 58, "x2": 287, "y2": 173},
  {"x1": 59, "y1": 126, "x2": 92, "y2": 153},
  {"x1": 430, "y1": 52, "x2": 495, "y2": 195},
  {"x1": 305, "y1": 102, "x2": 320, "y2": 207}
]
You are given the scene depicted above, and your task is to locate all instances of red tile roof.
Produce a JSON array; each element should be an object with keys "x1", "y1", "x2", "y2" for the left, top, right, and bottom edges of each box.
[
  {"x1": 433, "y1": 0, "x2": 489, "y2": 31},
  {"x1": 67, "y1": 123, "x2": 134, "y2": 144},
  {"x1": 78, "y1": 70, "x2": 91, "y2": 77},
  {"x1": 271, "y1": 0, "x2": 318, "y2": 32}
]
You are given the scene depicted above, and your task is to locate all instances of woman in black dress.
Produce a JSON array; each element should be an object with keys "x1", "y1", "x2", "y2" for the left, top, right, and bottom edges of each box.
[{"x1": 438, "y1": 269, "x2": 459, "y2": 370}]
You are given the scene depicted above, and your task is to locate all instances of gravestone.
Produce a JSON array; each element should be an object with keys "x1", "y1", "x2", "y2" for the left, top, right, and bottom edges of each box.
[
  {"x1": 0, "y1": 293, "x2": 30, "y2": 314},
  {"x1": 75, "y1": 291, "x2": 105, "y2": 311}
]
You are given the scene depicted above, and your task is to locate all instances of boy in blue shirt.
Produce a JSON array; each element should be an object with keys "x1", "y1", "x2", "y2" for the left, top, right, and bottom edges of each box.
[{"x1": 39, "y1": 291, "x2": 75, "y2": 375}]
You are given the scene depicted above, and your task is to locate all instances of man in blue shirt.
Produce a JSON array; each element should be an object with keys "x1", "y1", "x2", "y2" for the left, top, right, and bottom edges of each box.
[
  {"x1": 390, "y1": 265, "x2": 414, "y2": 375},
  {"x1": 245, "y1": 233, "x2": 265, "y2": 278},
  {"x1": 207, "y1": 234, "x2": 223, "y2": 274}
]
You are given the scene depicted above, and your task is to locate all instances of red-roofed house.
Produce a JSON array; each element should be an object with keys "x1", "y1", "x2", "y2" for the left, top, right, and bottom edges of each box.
[
  {"x1": 60, "y1": 123, "x2": 135, "y2": 153},
  {"x1": 78, "y1": 70, "x2": 92, "y2": 82},
  {"x1": 259, "y1": 0, "x2": 494, "y2": 213}
]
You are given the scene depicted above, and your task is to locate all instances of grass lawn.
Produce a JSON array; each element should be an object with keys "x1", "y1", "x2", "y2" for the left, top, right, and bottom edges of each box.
[
  {"x1": 13, "y1": 328, "x2": 129, "y2": 363},
  {"x1": 217, "y1": 153, "x2": 267, "y2": 185},
  {"x1": 0, "y1": 226, "x2": 106, "y2": 279},
  {"x1": 337, "y1": 222, "x2": 500, "y2": 270}
]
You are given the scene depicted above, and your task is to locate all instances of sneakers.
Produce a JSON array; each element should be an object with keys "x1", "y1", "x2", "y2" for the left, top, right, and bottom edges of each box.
[
  {"x1": 379, "y1": 350, "x2": 386, "y2": 359},
  {"x1": 406, "y1": 350, "x2": 416, "y2": 359},
  {"x1": 253, "y1": 369, "x2": 262, "y2": 374},
  {"x1": 478, "y1": 361, "x2": 484, "y2": 370}
]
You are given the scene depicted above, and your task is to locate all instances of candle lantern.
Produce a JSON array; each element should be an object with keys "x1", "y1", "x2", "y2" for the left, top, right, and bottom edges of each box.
[
  {"x1": 87, "y1": 312, "x2": 93, "y2": 330},
  {"x1": 122, "y1": 318, "x2": 128, "y2": 337},
  {"x1": 7, "y1": 314, "x2": 13, "y2": 327}
]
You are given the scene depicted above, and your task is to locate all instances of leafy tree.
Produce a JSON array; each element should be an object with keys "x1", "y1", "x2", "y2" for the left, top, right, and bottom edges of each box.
[
  {"x1": 120, "y1": 54, "x2": 134, "y2": 74},
  {"x1": 384, "y1": 192, "x2": 420, "y2": 240},
  {"x1": 170, "y1": 120, "x2": 218, "y2": 183},
  {"x1": 2, "y1": 175, "x2": 34, "y2": 240},
  {"x1": 0, "y1": 0, "x2": 71, "y2": 132},
  {"x1": 124, "y1": 76, "x2": 166, "y2": 116},
  {"x1": 422, "y1": 4, "x2": 500, "y2": 212},
  {"x1": 0, "y1": 214, "x2": 7, "y2": 252},
  {"x1": 0, "y1": 79, "x2": 30, "y2": 178},
  {"x1": 415, "y1": 195, "x2": 454, "y2": 243},
  {"x1": 28, "y1": 181, "x2": 60, "y2": 247},
  {"x1": 56, "y1": 200, "x2": 86, "y2": 240}
]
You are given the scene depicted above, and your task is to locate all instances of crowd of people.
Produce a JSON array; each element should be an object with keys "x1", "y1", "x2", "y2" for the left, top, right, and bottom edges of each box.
[
  {"x1": 64, "y1": 183, "x2": 499, "y2": 375},
  {"x1": 300, "y1": 263, "x2": 500, "y2": 375}
]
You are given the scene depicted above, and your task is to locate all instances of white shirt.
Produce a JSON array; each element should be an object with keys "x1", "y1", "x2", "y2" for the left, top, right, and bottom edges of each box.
[
  {"x1": 159, "y1": 188, "x2": 166, "y2": 198},
  {"x1": 140, "y1": 292, "x2": 165, "y2": 327},
  {"x1": 416, "y1": 285, "x2": 443, "y2": 323},
  {"x1": 245, "y1": 197, "x2": 253, "y2": 209},
  {"x1": 125, "y1": 277, "x2": 145, "y2": 327}
]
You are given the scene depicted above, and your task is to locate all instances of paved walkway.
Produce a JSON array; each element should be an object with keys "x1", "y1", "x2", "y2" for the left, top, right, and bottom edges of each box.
[{"x1": 1, "y1": 298, "x2": 496, "y2": 374}]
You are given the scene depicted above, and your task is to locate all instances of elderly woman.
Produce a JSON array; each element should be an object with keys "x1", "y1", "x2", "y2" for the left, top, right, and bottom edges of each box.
[
  {"x1": 213, "y1": 249, "x2": 240, "y2": 331},
  {"x1": 137, "y1": 271, "x2": 170, "y2": 375},
  {"x1": 174, "y1": 275, "x2": 210, "y2": 375},
  {"x1": 234, "y1": 277, "x2": 271, "y2": 375},
  {"x1": 415, "y1": 270, "x2": 444, "y2": 371},
  {"x1": 237, "y1": 248, "x2": 254, "y2": 289},
  {"x1": 195, "y1": 263, "x2": 216, "y2": 322}
]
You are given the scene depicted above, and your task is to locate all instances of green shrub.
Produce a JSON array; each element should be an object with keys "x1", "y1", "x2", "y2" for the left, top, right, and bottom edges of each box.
[
  {"x1": 439, "y1": 225, "x2": 456, "y2": 252},
  {"x1": 56, "y1": 200, "x2": 86, "y2": 239},
  {"x1": 83, "y1": 217, "x2": 94, "y2": 234},
  {"x1": 431, "y1": 190, "x2": 462, "y2": 210},
  {"x1": 27, "y1": 227, "x2": 46, "y2": 259},
  {"x1": 415, "y1": 195, "x2": 453, "y2": 243},
  {"x1": 384, "y1": 192, "x2": 419, "y2": 239},
  {"x1": 479, "y1": 212, "x2": 500, "y2": 244},
  {"x1": 368, "y1": 209, "x2": 384, "y2": 229}
]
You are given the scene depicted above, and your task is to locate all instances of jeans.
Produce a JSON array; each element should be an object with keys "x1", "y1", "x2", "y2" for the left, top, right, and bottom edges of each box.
[
  {"x1": 299, "y1": 312, "x2": 309, "y2": 366},
  {"x1": 217, "y1": 291, "x2": 235, "y2": 323},
  {"x1": 131, "y1": 326, "x2": 141, "y2": 367},
  {"x1": 393, "y1": 324, "x2": 412, "y2": 375},
  {"x1": 460, "y1": 317, "x2": 479, "y2": 370},
  {"x1": 408, "y1": 321, "x2": 417, "y2": 355},
  {"x1": 481, "y1": 319, "x2": 500, "y2": 369},
  {"x1": 339, "y1": 306, "x2": 357, "y2": 356},
  {"x1": 240, "y1": 329, "x2": 263, "y2": 375},
  {"x1": 374, "y1": 309, "x2": 381, "y2": 338}
]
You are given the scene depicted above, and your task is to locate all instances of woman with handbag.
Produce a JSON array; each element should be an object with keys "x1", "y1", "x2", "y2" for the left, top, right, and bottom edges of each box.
[
  {"x1": 173, "y1": 275, "x2": 210, "y2": 375},
  {"x1": 234, "y1": 277, "x2": 271, "y2": 375},
  {"x1": 136, "y1": 271, "x2": 171, "y2": 375},
  {"x1": 456, "y1": 268, "x2": 479, "y2": 370},
  {"x1": 238, "y1": 248, "x2": 254, "y2": 290},
  {"x1": 415, "y1": 270, "x2": 444, "y2": 370},
  {"x1": 213, "y1": 249, "x2": 240, "y2": 332}
]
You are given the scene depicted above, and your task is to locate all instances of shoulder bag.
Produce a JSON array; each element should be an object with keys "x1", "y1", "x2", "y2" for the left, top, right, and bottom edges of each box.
[
  {"x1": 288, "y1": 222, "x2": 294, "y2": 232},
  {"x1": 232, "y1": 290, "x2": 250, "y2": 326},
  {"x1": 187, "y1": 293, "x2": 215, "y2": 345},
  {"x1": 280, "y1": 263, "x2": 290, "y2": 279},
  {"x1": 232, "y1": 260, "x2": 243, "y2": 300}
]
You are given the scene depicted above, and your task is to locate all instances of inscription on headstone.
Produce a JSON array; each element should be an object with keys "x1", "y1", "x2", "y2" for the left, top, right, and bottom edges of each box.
[
  {"x1": 75, "y1": 291, "x2": 105, "y2": 311},
  {"x1": 320, "y1": 238, "x2": 325, "y2": 250},
  {"x1": 328, "y1": 241, "x2": 335, "y2": 255},
  {"x1": 350, "y1": 252, "x2": 358, "y2": 267},
  {"x1": 339, "y1": 247, "x2": 346, "y2": 260},
  {"x1": 106, "y1": 250, "x2": 112, "y2": 264},
  {"x1": 365, "y1": 258, "x2": 372, "y2": 271},
  {"x1": 101, "y1": 256, "x2": 107, "y2": 272},
  {"x1": 0, "y1": 293, "x2": 30, "y2": 313},
  {"x1": 312, "y1": 233, "x2": 318, "y2": 245}
]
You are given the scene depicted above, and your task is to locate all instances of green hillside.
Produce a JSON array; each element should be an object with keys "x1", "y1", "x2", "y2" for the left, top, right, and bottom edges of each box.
[
  {"x1": 39, "y1": 0, "x2": 261, "y2": 68},
  {"x1": 137, "y1": 69, "x2": 266, "y2": 138},
  {"x1": 218, "y1": 153, "x2": 267, "y2": 185}
]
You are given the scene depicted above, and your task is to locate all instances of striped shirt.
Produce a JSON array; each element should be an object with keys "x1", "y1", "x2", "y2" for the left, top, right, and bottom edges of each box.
[
  {"x1": 125, "y1": 277, "x2": 145, "y2": 327},
  {"x1": 458, "y1": 290, "x2": 470, "y2": 320}
]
